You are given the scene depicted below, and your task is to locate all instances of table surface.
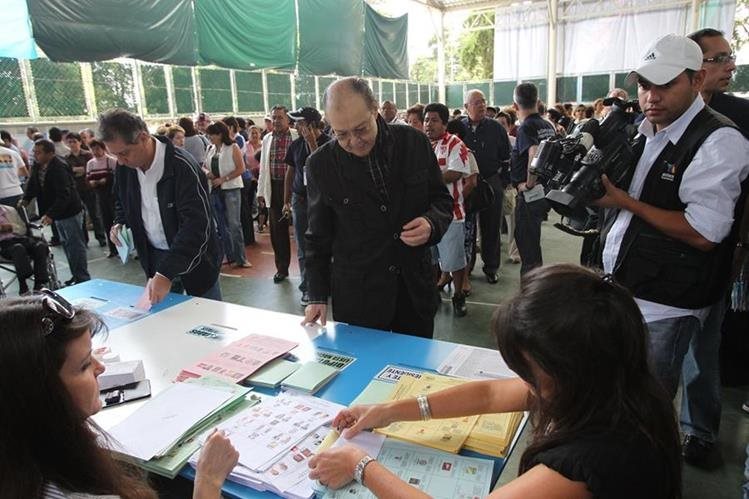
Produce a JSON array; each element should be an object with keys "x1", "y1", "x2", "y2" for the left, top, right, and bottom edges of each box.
[{"x1": 59, "y1": 280, "x2": 523, "y2": 499}]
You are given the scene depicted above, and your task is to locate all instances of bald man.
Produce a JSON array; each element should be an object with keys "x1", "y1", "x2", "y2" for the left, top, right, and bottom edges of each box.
[{"x1": 302, "y1": 78, "x2": 453, "y2": 338}]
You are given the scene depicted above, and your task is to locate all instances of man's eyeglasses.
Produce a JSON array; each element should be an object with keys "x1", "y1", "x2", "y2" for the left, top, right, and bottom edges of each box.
[
  {"x1": 39, "y1": 289, "x2": 76, "y2": 336},
  {"x1": 703, "y1": 54, "x2": 736, "y2": 64}
]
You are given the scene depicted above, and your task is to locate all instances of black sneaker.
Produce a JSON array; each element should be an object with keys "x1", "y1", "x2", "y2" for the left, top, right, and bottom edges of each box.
[
  {"x1": 682, "y1": 434, "x2": 713, "y2": 468},
  {"x1": 273, "y1": 272, "x2": 288, "y2": 283},
  {"x1": 452, "y1": 293, "x2": 467, "y2": 317},
  {"x1": 484, "y1": 271, "x2": 499, "y2": 284},
  {"x1": 300, "y1": 291, "x2": 309, "y2": 307},
  {"x1": 64, "y1": 278, "x2": 77, "y2": 287},
  {"x1": 742, "y1": 400, "x2": 749, "y2": 415}
]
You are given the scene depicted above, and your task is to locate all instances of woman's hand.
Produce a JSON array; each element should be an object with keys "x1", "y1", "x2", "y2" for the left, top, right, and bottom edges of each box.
[
  {"x1": 194, "y1": 430, "x2": 239, "y2": 495},
  {"x1": 308, "y1": 445, "x2": 366, "y2": 490},
  {"x1": 332, "y1": 404, "x2": 392, "y2": 438}
]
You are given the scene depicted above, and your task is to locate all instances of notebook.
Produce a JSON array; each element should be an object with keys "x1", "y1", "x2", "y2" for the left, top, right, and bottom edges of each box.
[{"x1": 246, "y1": 359, "x2": 301, "y2": 388}]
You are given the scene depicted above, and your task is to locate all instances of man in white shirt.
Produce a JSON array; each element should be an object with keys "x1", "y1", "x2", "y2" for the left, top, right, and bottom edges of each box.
[
  {"x1": 101, "y1": 109, "x2": 222, "y2": 304},
  {"x1": 0, "y1": 144, "x2": 28, "y2": 207},
  {"x1": 380, "y1": 100, "x2": 406, "y2": 125},
  {"x1": 595, "y1": 35, "x2": 749, "y2": 410}
]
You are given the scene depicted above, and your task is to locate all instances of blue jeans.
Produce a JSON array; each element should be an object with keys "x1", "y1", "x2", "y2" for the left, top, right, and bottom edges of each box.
[
  {"x1": 680, "y1": 298, "x2": 726, "y2": 443},
  {"x1": 291, "y1": 192, "x2": 308, "y2": 292},
  {"x1": 743, "y1": 442, "x2": 749, "y2": 499},
  {"x1": 55, "y1": 211, "x2": 90, "y2": 283},
  {"x1": 222, "y1": 188, "x2": 247, "y2": 266},
  {"x1": 210, "y1": 189, "x2": 231, "y2": 262},
  {"x1": 645, "y1": 315, "x2": 701, "y2": 398}
]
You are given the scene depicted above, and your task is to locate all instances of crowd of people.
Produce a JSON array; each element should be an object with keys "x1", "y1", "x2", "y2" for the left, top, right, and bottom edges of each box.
[{"x1": 0, "y1": 28, "x2": 748, "y2": 499}]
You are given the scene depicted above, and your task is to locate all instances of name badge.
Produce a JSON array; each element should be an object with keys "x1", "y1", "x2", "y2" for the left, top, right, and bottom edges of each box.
[{"x1": 523, "y1": 184, "x2": 546, "y2": 203}]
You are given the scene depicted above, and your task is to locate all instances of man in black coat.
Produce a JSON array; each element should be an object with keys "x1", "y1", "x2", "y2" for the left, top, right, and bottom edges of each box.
[
  {"x1": 302, "y1": 78, "x2": 453, "y2": 338},
  {"x1": 100, "y1": 109, "x2": 222, "y2": 304},
  {"x1": 22, "y1": 139, "x2": 90, "y2": 284}
]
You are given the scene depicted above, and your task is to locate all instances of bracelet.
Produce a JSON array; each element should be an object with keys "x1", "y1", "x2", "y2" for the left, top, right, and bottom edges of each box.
[
  {"x1": 416, "y1": 394, "x2": 432, "y2": 421},
  {"x1": 353, "y1": 455, "x2": 374, "y2": 484}
]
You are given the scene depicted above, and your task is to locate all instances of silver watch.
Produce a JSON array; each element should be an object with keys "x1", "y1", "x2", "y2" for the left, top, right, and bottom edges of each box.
[{"x1": 353, "y1": 455, "x2": 375, "y2": 484}]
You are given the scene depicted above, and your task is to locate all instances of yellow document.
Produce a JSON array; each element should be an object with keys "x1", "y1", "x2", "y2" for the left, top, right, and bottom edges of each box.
[
  {"x1": 463, "y1": 411, "x2": 524, "y2": 458},
  {"x1": 374, "y1": 373, "x2": 479, "y2": 453}
]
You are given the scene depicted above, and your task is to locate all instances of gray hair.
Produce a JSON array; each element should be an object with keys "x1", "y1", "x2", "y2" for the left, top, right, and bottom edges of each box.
[
  {"x1": 464, "y1": 88, "x2": 486, "y2": 106},
  {"x1": 98, "y1": 108, "x2": 148, "y2": 144}
]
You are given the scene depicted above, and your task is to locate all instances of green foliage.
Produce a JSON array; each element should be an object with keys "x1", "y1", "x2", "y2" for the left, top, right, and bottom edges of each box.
[
  {"x1": 733, "y1": 0, "x2": 749, "y2": 52},
  {"x1": 0, "y1": 58, "x2": 28, "y2": 118},
  {"x1": 141, "y1": 65, "x2": 169, "y2": 115},
  {"x1": 92, "y1": 61, "x2": 137, "y2": 112},
  {"x1": 411, "y1": 56, "x2": 437, "y2": 82},
  {"x1": 457, "y1": 13, "x2": 494, "y2": 81},
  {"x1": 31, "y1": 59, "x2": 87, "y2": 117}
]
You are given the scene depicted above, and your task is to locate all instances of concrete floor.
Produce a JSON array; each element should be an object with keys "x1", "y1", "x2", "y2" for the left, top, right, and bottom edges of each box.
[{"x1": 1, "y1": 213, "x2": 747, "y2": 498}]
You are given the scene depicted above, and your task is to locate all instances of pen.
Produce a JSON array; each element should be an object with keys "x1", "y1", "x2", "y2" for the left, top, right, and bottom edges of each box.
[
  {"x1": 89, "y1": 296, "x2": 108, "y2": 302},
  {"x1": 210, "y1": 323, "x2": 238, "y2": 330}
]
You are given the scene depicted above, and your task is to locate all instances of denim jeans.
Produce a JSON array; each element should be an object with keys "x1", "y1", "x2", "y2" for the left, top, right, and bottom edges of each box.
[
  {"x1": 210, "y1": 189, "x2": 231, "y2": 262},
  {"x1": 291, "y1": 192, "x2": 308, "y2": 292},
  {"x1": 55, "y1": 210, "x2": 90, "y2": 282},
  {"x1": 222, "y1": 188, "x2": 247, "y2": 266},
  {"x1": 743, "y1": 442, "x2": 749, "y2": 499},
  {"x1": 645, "y1": 315, "x2": 701, "y2": 398},
  {"x1": 680, "y1": 298, "x2": 726, "y2": 443}
]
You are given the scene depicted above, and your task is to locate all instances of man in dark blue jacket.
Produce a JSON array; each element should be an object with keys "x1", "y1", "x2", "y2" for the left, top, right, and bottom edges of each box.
[{"x1": 100, "y1": 109, "x2": 222, "y2": 304}]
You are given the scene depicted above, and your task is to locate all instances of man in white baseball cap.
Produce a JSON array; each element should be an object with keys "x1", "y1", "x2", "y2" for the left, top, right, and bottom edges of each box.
[{"x1": 594, "y1": 34, "x2": 749, "y2": 470}]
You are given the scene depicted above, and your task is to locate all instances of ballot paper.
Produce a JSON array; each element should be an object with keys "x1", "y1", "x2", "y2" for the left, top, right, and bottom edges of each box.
[
  {"x1": 115, "y1": 226, "x2": 135, "y2": 264},
  {"x1": 207, "y1": 391, "x2": 344, "y2": 472},
  {"x1": 192, "y1": 426, "x2": 332, "y2": 498},
  {"x1": 437, "y1": 345, "x2": 517, "y2": 380},
  {"x1": 176, "y1": 334, "x2": 298, "y2": 384},
  {"x1": 324, "y1": 439, "x2": 494, "y2": 499},
  {"x1": 107, "y1": 382, "x2": 236, "y2": 461}
]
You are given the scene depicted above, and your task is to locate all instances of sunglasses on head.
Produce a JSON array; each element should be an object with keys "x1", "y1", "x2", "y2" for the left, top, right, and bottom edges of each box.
[{"x1": 39, "y1": 289, "x2": 75, "y2": 336}]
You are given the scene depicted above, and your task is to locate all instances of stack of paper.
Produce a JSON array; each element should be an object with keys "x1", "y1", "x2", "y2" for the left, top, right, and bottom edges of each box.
[
  {"x1": 98, "y1": 360, "x2": 146, "y2": 391},
  {"x1": 176, "y1": 334, "x2": 298, "y2": 384},
  {"x1": 246, "y1": 358, "x2": 300, "y2": 388},
  {"x1": 437, "y1": 345, "x2": 517, "y2": 380},
  {"x1": 107, "y1": 377, "x2": 253, "y2": 477},
  {"x1": 281, "y1": 361, "x2": 339, "y2": 394},
  {"x1": 190, "y1": 392, "x2": 346, "y2": 499},
  {"x1": 375, "y1": 373, "x2": 479, "y2": 453},
  {"x1": 115, "y1": 226, "x2": 135, "y2": 264},
  {"x1": 462, "y1": 412, "x2": 524, "y2": 458}
]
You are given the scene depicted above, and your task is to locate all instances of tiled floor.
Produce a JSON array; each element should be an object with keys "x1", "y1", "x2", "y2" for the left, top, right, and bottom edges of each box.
[{"x1": 1, "y1": 214, "x2": 747, "y2": 498}]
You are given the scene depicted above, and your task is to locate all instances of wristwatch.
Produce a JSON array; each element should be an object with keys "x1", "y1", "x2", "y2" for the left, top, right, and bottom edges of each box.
[{"x1": 353, "y1": 455, "x2": 375, "y2": 484}]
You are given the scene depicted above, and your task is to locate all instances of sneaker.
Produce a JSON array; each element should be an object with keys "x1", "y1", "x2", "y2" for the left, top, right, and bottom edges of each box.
[
  {"x1": 64, "y1": 278, "x2": 77, "y2": 287},
  {"x1": 452, "y1": 293, "x2": 467, "y2": 317},
  {"x1": 742, "y1": 400, "x2": 749, "y2": 415},
  {"x1": 300, "y1": 291, "x2": 309, "y2": 307},
  {"x1": 484, "y1": 271, "x2": 499, "y2": 284},
  {"x1": 273, "y1": 272, "x2": 288, "y2": 283}
]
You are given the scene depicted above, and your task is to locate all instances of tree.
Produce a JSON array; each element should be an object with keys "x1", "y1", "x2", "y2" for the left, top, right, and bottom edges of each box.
[
  {"x1": 457, "y1": 12, "x2": 495, "y2": 81},
  {"x1": 734, "y1": 0, "x2": 749, "y2": 51}
]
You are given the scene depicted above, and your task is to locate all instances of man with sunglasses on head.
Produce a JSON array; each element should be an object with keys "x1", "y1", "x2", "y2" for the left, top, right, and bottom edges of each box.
[
  {"x1": 595, "y1": 34, "x2": 749, "y2": 467},
  {"x1": 100, "y1": 108, "x2": 222, "y2": 305}
]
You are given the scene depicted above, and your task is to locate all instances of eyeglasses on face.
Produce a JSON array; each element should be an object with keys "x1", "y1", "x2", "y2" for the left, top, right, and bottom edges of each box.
[{"x1": 703, "y1": 54, "x2": 736, "y2": 64}]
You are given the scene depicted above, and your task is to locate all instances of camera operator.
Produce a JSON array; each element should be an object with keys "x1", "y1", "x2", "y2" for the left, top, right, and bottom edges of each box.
[
  {"x1": 595, "y1": 33, "x2": 749, "y2": 421},
  {"x1": 511, "y1": 83, "x2": 556, "y2": 275}
]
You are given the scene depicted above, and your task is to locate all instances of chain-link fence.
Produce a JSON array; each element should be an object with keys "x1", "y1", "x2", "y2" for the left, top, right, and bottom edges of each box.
[{"x1": 0, "y1": 57, "x2": 439, "y2": 125}]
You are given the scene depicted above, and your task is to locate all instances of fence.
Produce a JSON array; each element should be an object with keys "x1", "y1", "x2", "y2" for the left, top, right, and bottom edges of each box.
[
  {"x1": 450, "y1": 66, "x2": 749, "y2": 109},
  {"x1": 0, "y1": 57, "x2": 439, "y2": 126}
]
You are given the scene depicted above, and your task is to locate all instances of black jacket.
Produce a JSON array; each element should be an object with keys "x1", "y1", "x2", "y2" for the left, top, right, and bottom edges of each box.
[
  {"x1": 114, "y1": 136, "x2": 221, "y2": 296},
  {"x1": 305, "y1": 118, "x2": 453, "y2": 329},
  {"x1": 24, "y1": 156, "x2": 82, "y2": 220}
]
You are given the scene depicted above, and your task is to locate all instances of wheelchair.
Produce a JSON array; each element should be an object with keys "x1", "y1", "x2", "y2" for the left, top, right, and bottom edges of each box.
[{"x1": 0, "y1": 205, "x2": 63, "y2": 298}]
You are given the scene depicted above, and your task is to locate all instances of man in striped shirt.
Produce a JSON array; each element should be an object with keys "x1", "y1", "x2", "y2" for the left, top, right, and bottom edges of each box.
[{"x1": 424, "y1": 103, "x2": 472, "y2": 317}]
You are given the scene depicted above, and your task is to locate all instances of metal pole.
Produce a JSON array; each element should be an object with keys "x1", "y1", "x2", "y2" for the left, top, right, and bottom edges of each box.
[
  {"x1": 547, "y1": 0, "x2": 558, "y2": 106},
  {"x1": 437, "y1": 9, "x2": 446, "y2": 103},
  {"x1": 690, "y1": 0, "x2": 701, "y2": 32}
]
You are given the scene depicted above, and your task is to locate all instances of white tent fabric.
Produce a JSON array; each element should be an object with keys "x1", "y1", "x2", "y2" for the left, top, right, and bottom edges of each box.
[{"x1": 493, "y1": 0, "x2": 736, "y2": 82}]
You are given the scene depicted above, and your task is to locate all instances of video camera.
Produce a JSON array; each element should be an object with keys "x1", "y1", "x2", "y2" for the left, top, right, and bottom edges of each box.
[{"x1": 529, "y1": 97, "x2": 642, "y2": 233}]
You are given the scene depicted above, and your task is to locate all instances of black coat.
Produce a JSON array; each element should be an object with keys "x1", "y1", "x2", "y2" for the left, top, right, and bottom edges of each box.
[
  {"x1": 305, "y1": 119, "x2": 453, "y2": 330},
  {"x1": 114, "y1": 136, "x2": 221, "y2": 296},
  {"x1": 24, "y1": 156, "x2": 82, "y2": 220}
]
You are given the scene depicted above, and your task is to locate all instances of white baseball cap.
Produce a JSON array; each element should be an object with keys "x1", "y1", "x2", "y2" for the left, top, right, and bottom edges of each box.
[{"x1": 626, "y1": 34, "x2": 703, "y2": 86}]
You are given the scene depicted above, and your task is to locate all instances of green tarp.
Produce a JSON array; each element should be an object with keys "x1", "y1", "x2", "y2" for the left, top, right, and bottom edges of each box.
[
  {"x1": 298, "y1": 0, "x2": 364, "y2": 76},
  {"x1": 28, "y1": 0, "x2": 198, "y2": 65},
  {"x1": 363, "y1": 4, "x2": 408, "y2": 80},
  {"x1": 195, "y1": 0, "x2": 296, "y2": 70}
]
